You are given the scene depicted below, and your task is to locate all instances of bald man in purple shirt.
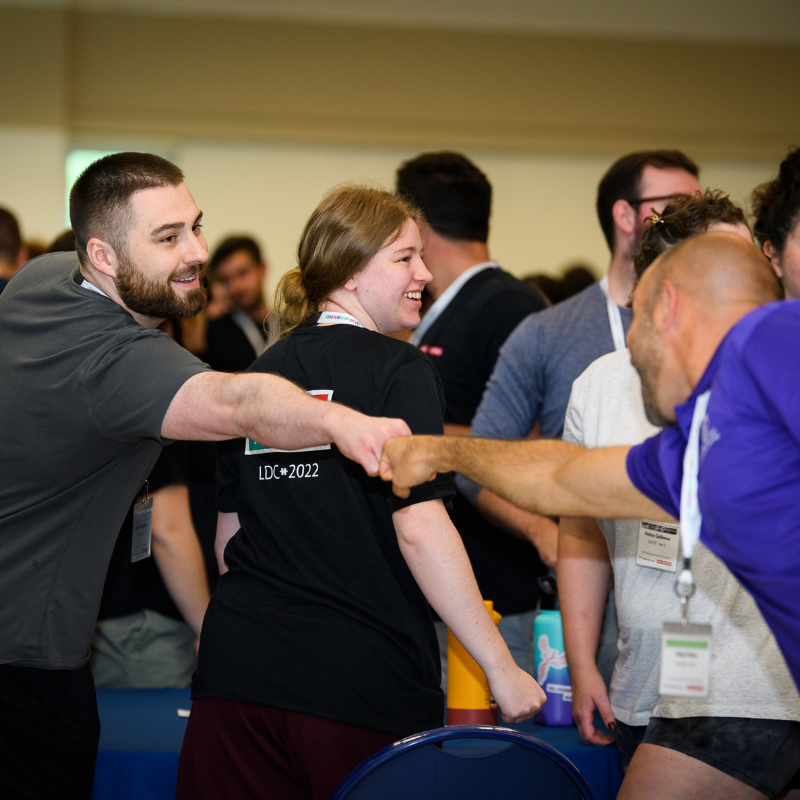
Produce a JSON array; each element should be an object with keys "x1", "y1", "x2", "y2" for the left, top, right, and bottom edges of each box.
[{"x1": 381, "y1": 232, "x2": 800, "y2": 798}]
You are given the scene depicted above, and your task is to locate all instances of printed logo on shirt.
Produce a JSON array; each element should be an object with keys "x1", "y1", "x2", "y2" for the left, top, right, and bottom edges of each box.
[
  {"x1": 420, "y1": 345, "x2": 444, "y2": 357},
  {"x1": 245, "y1": 390, "x2": 334, "y2": 455},
  {"x1": 699, "y1": 415, "x2": 721, "y2": 462}
]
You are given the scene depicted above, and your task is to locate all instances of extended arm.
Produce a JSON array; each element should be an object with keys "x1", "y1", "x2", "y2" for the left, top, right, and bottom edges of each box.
[
  {"x1": 162, "y1": 371, "x2": 411, "y2": 476},
  {"x1": 558, "y1": 516, "x2": 615, "y2": 745},
  {"x1": 381, "y1": 435, "x2": 671, "y2": 521},
  {"x1": 150, "y1": 484, "x2": 211, "y2": 641},
  {"x1": 393, "y1": 499, "x2": 546, "y2": 722}
]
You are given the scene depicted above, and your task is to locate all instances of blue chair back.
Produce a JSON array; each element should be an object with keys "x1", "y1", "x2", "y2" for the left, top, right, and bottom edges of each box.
[{"x1": 331, "y1": 725, "x2": 595, "y2": 800}]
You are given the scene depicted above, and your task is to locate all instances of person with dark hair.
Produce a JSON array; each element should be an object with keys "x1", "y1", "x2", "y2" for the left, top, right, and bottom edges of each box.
[
  {"x1": 396, "y1": 151, "x2": 550, "y2": 681},
  {"x1": 47, "y1": 228, "x2": 77, "y2": 253},
  {"x1": 202, "y1": 235, "x2": 277, "y2": 373},
  {"x1": 460, "y1": 150, "x2": 701, "y2": 685},
  {"x1": 752, "y1": 146, "x2": 800, "y2": 299},
  {"x1": 558, "y1": 195, "x2": 800, "y2": 796},
  {"x1": 177, "y1": 185, "x2": 544, "y2": 800},
  {"x1": 0, "y1": 205, "x2": 25, "y2": 294},
  {"x1": 635, "y1": 190, "x2": 747, "y2": 277},
  {"x1": 0, "y1": 152, "x2": 411, "y2": 799},
  {"x1": 381, "y1": 231, "x2": 800, "y2": 799}
]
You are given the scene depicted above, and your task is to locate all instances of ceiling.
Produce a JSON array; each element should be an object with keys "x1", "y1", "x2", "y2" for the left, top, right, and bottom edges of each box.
[{"x1": 5, "y1": 0, "x2": 800, "y2": 44}]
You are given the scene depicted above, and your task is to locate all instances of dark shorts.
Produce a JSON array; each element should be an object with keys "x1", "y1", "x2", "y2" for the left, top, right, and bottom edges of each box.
[
  {"x1": 613, "y1": 719, "x2": 648, "y2": 769},
  {"x1": 0, "y1": 663, "x2": 101, "y2": 800},
  {"x1": 177, "y1": 697, "x2": 399, "y2": 800},
  {"x1": 639, "y1": 716, "x2": 800, "y2": 797}
]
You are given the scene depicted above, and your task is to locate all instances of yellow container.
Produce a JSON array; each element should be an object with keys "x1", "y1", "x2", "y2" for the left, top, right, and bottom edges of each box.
[{"x1": 446, "y1": 600, "x2": 502, "y2": 725}]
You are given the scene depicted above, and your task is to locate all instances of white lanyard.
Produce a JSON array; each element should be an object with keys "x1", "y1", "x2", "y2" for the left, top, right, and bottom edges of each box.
[
  {"x1": 409, "y1": 261, "x2": 500, "y2": 347},
  {"x1": 675, "y1": 389, "x2": 712, "y2": 620},
  {"x1": 598, "y1": 275, "x2": 626, "y2": 352},
  {"x1": 317, "y1": 311, "x2": 364, "y2": 328},
  {"x1": 81, "y1": 278, "x2": 108, "y2": 298}
]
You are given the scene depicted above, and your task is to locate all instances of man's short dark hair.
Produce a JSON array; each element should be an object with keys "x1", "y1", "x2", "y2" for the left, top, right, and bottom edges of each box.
[
  {"x1": 635, "y1": 190, "x2": 747, "y2": 277},
  {"x1": 596, "y1": 150, "x2": 700, "y2": 252},
  {"x1": 69, "y1": 152, "x2": 184, "y2": 265},
  {"x1": 209, "y1": 236, "x2": 263, "y2": 275},
  {"x1": 0, "y1": 206, "x2": 22, "y2": 264},
  {"x1": 396, "y1": 152, "x2": 491, "y2": 243}
]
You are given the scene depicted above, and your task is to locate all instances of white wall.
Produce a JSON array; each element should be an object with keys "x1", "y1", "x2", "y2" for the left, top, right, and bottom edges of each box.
[
  {"x1": 0, "y1": 126, "x2": 66, "y2": 243},
  {"x1": 180, "y1": 141, "x2": 781, "y2": 299},
  {"x1": 0, "y1": 125, "x2": 780, "y2": 297}
]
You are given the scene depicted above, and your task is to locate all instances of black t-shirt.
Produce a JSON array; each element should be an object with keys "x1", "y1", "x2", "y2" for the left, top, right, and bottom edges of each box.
[
  {"x1": 192, "y1": 323, "x2": 454, "y2": 737},
  {"x1": 98, "y1": 442, "x2": 189, "y2": 622},
  {"x1": 419, "y1": 267, "x2": 550, "y2": 615}
]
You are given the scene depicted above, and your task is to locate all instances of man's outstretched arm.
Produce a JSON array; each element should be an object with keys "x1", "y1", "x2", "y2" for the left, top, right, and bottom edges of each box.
[
  {"x1": 162, "y1": 372, "x2": 411, "y2": 476},
  {"x1": 380, "y1": 435, "x2": 671, "y2": 522}
]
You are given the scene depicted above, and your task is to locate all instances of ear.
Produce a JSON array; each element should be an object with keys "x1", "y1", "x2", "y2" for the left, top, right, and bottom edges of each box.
[
  {"x1": 657, "y1": 279, "x2": 680, "y2": 332},
  {"x1": 342, "y1": 275, "x2": 359, "y2": 292},
  {"x1": 762, "y1": 241, "x2": 784, "y2": 278},
  {"x1": 612, "y1": 198, "x2": 637, "y2": 238},
  {"x1": 86, "y1": 238, "x2": 119, "y2": 278}
]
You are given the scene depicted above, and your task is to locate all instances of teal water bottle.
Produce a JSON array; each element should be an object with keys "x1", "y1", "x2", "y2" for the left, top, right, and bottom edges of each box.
[{"x1": 533, "y1": 610, "x2": 574, "y2": 726}]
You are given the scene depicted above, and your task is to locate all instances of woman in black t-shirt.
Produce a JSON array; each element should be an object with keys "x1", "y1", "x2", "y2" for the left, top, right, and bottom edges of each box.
[{"x1": 177, "y1": 187, "x2": 544, "y2": 800}]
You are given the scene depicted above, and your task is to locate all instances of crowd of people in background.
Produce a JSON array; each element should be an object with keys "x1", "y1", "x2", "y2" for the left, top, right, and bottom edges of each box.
[{"x1": 0, "y1": 143, "x2": 799, "y2": 800}]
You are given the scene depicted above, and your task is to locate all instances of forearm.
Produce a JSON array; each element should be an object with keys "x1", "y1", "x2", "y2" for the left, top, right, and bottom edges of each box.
[
  {"x1": 384, "y1": 435, "x2": 670, "y2": 521},
  {"x1": 557, "y1": 517, "x2": 611, "y2": 676},
  {"x1": 475, "y1": 488, "x2": 558, "y2": 567},
  {"x1": 165, "y1": 372, "x2": 410, "y2": 476},
  {"x1": 393, "y1": 501, "x2": 515, "y2": 680},
  {"x1": 153, "y1": 523, "x2": 209, "y2": 637}
]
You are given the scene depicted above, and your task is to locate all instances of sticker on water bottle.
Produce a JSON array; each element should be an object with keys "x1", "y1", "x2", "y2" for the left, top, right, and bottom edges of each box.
[{"x1": 659, "y1": 622, "x2": 712, "y2": 697}]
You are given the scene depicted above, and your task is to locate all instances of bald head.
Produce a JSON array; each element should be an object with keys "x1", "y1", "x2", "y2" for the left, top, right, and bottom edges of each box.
[
  {"x1": 641, "y1": 230, "x2": 781, "y2": 314},
  {"x1": 629, "y1": 231, "x2": 782, "y2": 427}
]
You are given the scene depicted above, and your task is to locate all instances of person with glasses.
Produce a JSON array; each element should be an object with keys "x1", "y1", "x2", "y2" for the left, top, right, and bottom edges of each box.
[{"x1": 457, "y1": 150, "x2": 701, "y2": 687}]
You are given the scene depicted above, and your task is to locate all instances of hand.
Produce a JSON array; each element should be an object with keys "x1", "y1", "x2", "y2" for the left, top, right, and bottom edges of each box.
[
  {"x1": 525, "y1": 516, "x2": 559, "y2": 569},
  {"x1": 379, "y1": 435, "x2": 441, "y2": 498},
  {"x1": 571, "y1": 666, "x2": 616, "y2": 745},
  {"x1": 487, "y1": 665, "x2": 547, "y2": 723},
  {"x1": 329, "y1": 407, "x2": 411, "y2": 477}
]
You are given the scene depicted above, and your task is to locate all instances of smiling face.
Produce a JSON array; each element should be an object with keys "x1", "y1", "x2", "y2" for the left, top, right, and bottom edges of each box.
[
  {"x1": 346, "y1": 218, "x2": 431, "y2": 334},
  {"x1": 114, "y1": 183, "x2": 208, "y2": 320}
]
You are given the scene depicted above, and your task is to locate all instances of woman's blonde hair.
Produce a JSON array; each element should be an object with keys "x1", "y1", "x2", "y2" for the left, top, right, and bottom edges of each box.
[{"x1": 275, "y1": 185, "x2": 423, "y2": 337}]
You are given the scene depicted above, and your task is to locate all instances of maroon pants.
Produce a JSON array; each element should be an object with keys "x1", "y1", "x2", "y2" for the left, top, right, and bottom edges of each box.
[{"x1": 176, "y1": 698, "x2": 398, "y2": 800}]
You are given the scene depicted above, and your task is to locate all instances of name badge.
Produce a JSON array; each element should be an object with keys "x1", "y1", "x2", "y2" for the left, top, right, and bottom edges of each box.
[
  {"x1": 131, "y1": 497, "x2": 153, "y2": 562},
  {"x1": 636, "y1": 520, "x2": 680, "y2": 573},
  {"x1": 659, "y1": 621, "x2": 712, "y2": 697}
]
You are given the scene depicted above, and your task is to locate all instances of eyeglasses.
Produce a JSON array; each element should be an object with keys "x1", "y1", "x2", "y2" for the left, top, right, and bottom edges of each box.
[{"x1": 627, "y1": 194, "x2": 686, "y2": 208}]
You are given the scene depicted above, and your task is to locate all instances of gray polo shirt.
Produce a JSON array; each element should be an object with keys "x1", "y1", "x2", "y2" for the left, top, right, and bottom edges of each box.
[{"x1": 0, "y1": 252, "x2": 208, "y2": 669}]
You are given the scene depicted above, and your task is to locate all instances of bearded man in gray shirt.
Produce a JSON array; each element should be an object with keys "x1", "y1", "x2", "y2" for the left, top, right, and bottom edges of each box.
[{"x1": 0, "y1": 152, "x2": 409, "y2": 800}]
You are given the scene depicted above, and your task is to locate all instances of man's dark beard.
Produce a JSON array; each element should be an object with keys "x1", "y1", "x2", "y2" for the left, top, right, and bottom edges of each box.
[{"x1": 116, "y1": 252, "x2": 208, "y2": 319}]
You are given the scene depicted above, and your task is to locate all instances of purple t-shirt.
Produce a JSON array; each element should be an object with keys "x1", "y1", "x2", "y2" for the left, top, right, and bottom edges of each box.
[{"x1": 627, "y1": 300, "x2": 800, "y2": 689}]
